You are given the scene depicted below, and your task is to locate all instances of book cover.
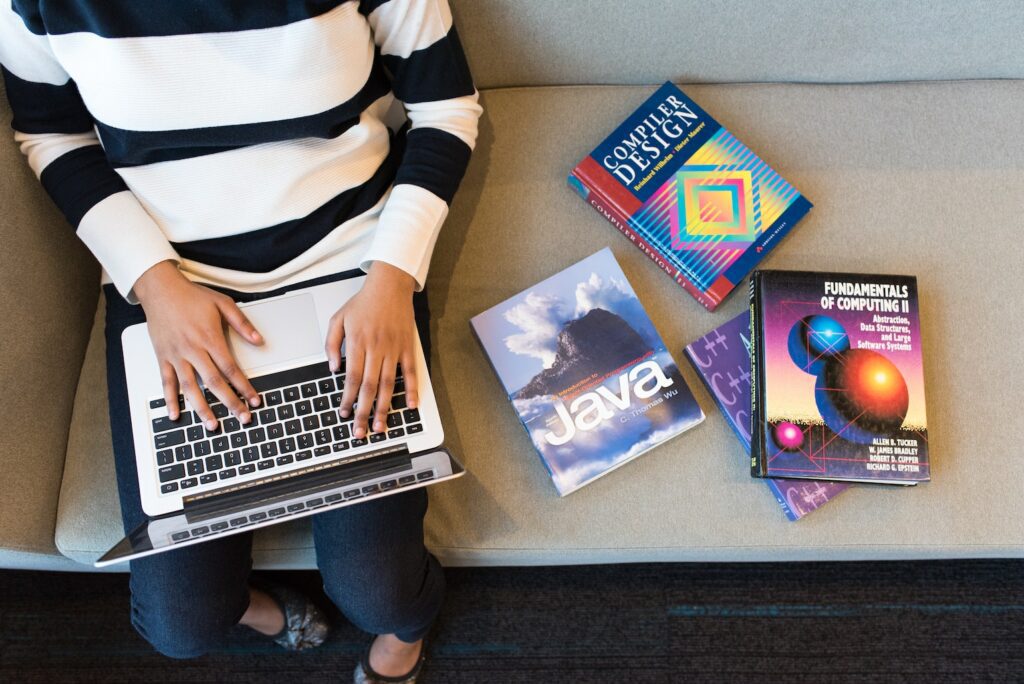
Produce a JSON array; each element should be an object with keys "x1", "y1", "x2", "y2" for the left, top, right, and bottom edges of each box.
[
  {"x1": 569, "y1": 81, "x2": 812, "y2": 311},
  {"x1": 750, "y1": 270, "x2": 929, "y2": 484},
  {"x1": 684, "y1": 310, "x2": 850, "y2": 520},
  {"x1": 470, "y1": 248, "x2": 705, "y2": 496}
]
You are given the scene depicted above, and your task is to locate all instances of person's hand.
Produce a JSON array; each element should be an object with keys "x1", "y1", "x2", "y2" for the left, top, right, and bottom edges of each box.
[
  {"x1": 133, "y1": 260, "x2": 264, "y2": 430},
  {"x1": 324, "y1": 261, "x2": 420, "y2": 439}
]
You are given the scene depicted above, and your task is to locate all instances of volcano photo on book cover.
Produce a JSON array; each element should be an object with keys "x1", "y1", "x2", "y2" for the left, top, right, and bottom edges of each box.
[{"x1": 471, "y1": 248, "x2": 704, "y2": 495}]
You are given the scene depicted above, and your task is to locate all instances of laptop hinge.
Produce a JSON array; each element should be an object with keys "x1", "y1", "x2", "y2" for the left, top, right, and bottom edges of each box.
[{"x1": 180, "y1": 444, "x2": 411, "y2": 517}]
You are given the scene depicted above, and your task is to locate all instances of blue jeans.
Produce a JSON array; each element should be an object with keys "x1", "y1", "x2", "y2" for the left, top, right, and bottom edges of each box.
[{"x1": 103, "y1": 269, "x2": 444, "y2": 659}]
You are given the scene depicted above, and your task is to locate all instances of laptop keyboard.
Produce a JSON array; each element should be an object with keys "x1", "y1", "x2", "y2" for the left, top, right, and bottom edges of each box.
[{"x1": 149, "y1": 361, "x2": 423, "y2": 494}]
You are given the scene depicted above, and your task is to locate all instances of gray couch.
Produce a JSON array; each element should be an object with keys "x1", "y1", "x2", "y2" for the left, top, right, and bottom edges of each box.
[{"x1": 2, "y1": 1, "x2": 1022, "y2": 571}]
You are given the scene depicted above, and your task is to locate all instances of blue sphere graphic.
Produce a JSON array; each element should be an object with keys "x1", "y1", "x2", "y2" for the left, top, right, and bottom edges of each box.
[{"x1": 788, "y1": 315, "x2": 850, "y2": 375}]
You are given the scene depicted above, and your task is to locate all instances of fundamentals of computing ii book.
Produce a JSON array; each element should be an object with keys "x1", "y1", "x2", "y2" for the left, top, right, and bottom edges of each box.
[
  {"x1": 750, "y1": 270, "x2": 930, "y2": 485},
  {"x1": 685, "y1": 310, "x2": 849, "y2": 520},
  {"x1": 470, "y1": 248, "x2": 705, "y2": 496},
  {"x1": 569, "y1": 82, "x2": 812, "y2": 311}
]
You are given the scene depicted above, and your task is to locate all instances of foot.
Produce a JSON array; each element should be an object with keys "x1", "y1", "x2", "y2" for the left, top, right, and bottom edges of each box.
[
  {"x1": 368, "y1": 634, "x2": 424, "y2": 678},
  {"x1": 240, "y1": 587, "x2": 285, "y2": 635}
]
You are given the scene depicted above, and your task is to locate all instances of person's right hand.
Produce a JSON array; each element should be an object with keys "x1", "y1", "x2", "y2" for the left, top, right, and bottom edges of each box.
[{"x1": 132, "y1": 260, "x2": 263, "y2": 430}]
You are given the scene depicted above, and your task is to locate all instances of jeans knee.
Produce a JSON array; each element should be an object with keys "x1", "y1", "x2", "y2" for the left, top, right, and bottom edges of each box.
[{"x1": 130, "y1": 593, "x2": 242, "y2": 659}]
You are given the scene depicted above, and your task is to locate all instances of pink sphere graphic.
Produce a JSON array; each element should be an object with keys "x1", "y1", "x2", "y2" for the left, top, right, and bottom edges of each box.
[{"x1": 772, "y1": 421, "x2": 805, "y2": 451}]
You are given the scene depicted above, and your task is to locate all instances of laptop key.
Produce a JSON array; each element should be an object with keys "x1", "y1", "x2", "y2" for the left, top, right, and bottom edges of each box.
[
  {"x1": 288, "y1": 503, "x2": 305, "y2": 512},
  {"x1": 298, "y1": 434, "x2": 314, "y2": 449},
  {"x1": 318, "y1": 378, "x2": 334, "y2": 394},
  {"x1": 194, "y1": 441, "x2": 212, "y2": 457},
  {"x1": 391, "y1": 393, "x2": 407, "y2": 410},
  {"x1": 171, "y1": 531, "x2": 190, "y2": 541},
  {"x1": 223, "y1": 417, "x2": 240, "y2": 433},
  {"x1": 278, "y1": 404, "x2": 295, "y2": 420},
  {"x1": 315, "y1": 429, "x2": 332, "y2": 445},
  {"x1": 416, "y1": 471, "x2": 433, "y2": 481},
  {"x1": 296, "y1": 450, "x2": 313, "y2": 461},
  {"x1": 380, "y1": 480, "x2": 397, "y2": 491},
  {"x1": 330, "y1": 392, "x2": 343, "y2": 407},
  {"x1": 319, "y1": 410, "x2": 338, "y2": 427},
  {"x1": 225, "y1": 450, "x2": 242, "y2": 466},
  {"x1": 242, "y1": 447, "x2": 260, "y2": 462},
  {"x1": 268, "y1": 507, "x2": 286, "y2": 517},
  {"x1": 257, "y1": 460, "x2": 274, "y2": 471},
  {"x1": 219, "y1": 468, "x2": 237, "y2": 480},
  {"x1": 230, "y1": 433, "x2": 247, "y2": 448},
  {"x1": 267, "y1": 424, "x2": 284, "y2": 440},
  {"x1": 186, "y1": 425, "x2": 205, "y2": 442},
  {"x1": 313, "y1": 396, "x2": 330, "y2": 412},
  {"x1": 306, "y1": 498, "x2": 324, "y2": 507},
  {"x1": 276, "y1": 455, "x2": 294, "y2": 466},
  {"x1": 249, "y1": 512, "x2": 267, "y2": 522},
  {"x1": 402, "y1": 408, "x2": 420, "y2": 424},
  {"x1": 398, "y1": 475, "x2": 416, "y2": 486},
  {"x1": 211, "y1": 522, "x2": 229, "y2": 531},
  {"x1": 300, "y1": 383, "x2": 317, "y2": 398},
  {"x1": 230, "y1": 517, "x2": 248, "y2": 526},
  {"x1": 248, "y1": 427, "x2": 267, "y2": 443},
  {"x1": 239, "y1": 464, "x2": 256, "y2": 474},
  {"x1": 303, "y1": 415, "x2": 319, "y2": 431},
  {"x1": 344, "y1": 489, "x2": 361, "y2": 499},
  {"x1": 314, "y1": 446, "x2": 331, "y2": 457},
  {"x1": 187, "y1": 461, "x2": 204, "y2": 476},
  {"x1": 387, "y1": 428, "x2": 405, "y2": 439},
  {"x1": 362, "y1": 484, "x2": 380, "y2": 494},
  {"x1": 296, "y1": 400, "x2": 313, "y2": 416},
  {"x1": 261, "y1": 442, "x2": 278, "y2": 458},
  {"x1": 150, "y1": 398, "x2": 166, "y2": 409},
  {"x1": 283, "y1": 387, "x2": 300, "y2": 402},
  {"x1": 156, "y1": 449, "x2": 174, "y2": 466},
  {"x1": 200, "y1": 473, "x2": 217, "y2": 484},
  {"x1": 325, "y1": 493, "x2": 343, "y2": 503},
  {"x1": 212, "y1": 436, "x2": 229, "y2": 452},
  {"x1": 159, "y1": 464, "x2": 185, "y2": 482},
  {"x1": 351, "y1": 437, "x2": 368, "y2": 448},
  {"x1": 370, "y1": 433, "x2": 386, "y2": 443},
  {"x1": 160, "y1": 483, "x2": 179, "y2": 494},
  {"x1": 180, "y1": 478, "x2": 198, "y2": 489},
  {"x1": 258, "y1": 408, "x2": 276, "y2": 424},
  {"x1": 265, "y1": 390, "x2": 282, "y2": 406},
  {"x1": 152, "y1": 413, "x2": 192, "y2": 433},
  {"x1": 332, "y1": 441, "x2": 350, "y2": 452},
  {"x1": 386, "y1": 412, "x2": 403, "y2": 428},
  {"x1": 284, "y1": 419, "x2": 302, "y2": 436},
  {"x1": 190, "y1": 526, "x2": 208, "y2": 536},
  {"x1": 279, "y1": 437, "x2": 296, "y2": 453},
  {"x1": 154, "y1": 430, "x2": 186, "y2": 450},
  {"x1": 211, "y1": 404, "x2": 229, "y2": 419},
  {"x1": 407, "y1": 423, "x2": 423, "y2": 434},
  {"x1": 205, "y1": 454, "x2": 223, "y2": 471},
  {"x1": 333, "y1": 425, "x2": 350, "y2": 440}
]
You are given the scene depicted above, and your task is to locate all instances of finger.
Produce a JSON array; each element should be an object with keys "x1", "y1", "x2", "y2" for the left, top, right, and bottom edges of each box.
[
  {"x1": 217, "y1": 297, "x2": 263, "y2": 346},
  {"x1": 401, "y1": 351, "x2": 419, "y2": 410},
  {"x1": 160, "y1": 361, "x2": 180, "y2": 420},
  {"x1": 193, "y1": 352, "x2": 249, "y2": 423},
  {"x1": 373, "y1": 357, "x2": 397, "y2": 434},
  {"x1": 209, "y1": 342, "x2": 260, "y2": 417},
  {"x1": 352, "y1": 352, "x2": 381, "y2": 439},
  {"x1": 325, "y1": 312, "x2": 345, "y2": 373},
  {"x1": 177, "y1": 362, "x2": 216, "y2": 430},
  {"x1": 340, "y1": 338, "x2": 364, "y2": 419}
]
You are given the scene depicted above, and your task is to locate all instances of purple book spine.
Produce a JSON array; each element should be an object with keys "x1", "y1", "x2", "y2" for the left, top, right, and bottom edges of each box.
[{"x1": 684, "y1": 311, "x2": 849, "y2": 521}]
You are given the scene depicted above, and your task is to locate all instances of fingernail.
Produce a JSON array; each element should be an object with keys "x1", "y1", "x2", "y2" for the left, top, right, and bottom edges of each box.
[
  {"x1": 339, "y1": 409, "x2": 349, "y2": 418},
  {"x1": 374, "y1": 421, "x2": 382, "y2": 432},
  {"x1": 241, "y1": 411, "x2": 251, "y2": 424},
  {"x1": 251, "y1": 331, "x2": 263, "y2": 342},
  {"x1": 249, "y1": 396, "x2": 261, "y2": 407},
  {"x1": 355, "y1": 427, "x2": 364, "y2": 438},
  {"x1": 207, "y1": 420, "x2": 218, "y2": 430}
]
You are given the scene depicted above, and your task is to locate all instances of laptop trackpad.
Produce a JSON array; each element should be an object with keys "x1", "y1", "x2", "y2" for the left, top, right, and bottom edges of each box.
[{"x1": 227, "y1": 293, "x2": 323, "y2": 373}]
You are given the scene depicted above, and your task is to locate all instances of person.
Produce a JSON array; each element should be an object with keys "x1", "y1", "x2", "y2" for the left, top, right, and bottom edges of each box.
[{"x1": 1, "y1": 1, "x2": 481, "y2": 680}]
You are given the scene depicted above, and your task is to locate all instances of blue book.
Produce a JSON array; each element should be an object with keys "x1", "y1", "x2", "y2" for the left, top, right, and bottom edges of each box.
[
  {"x1": 685, "y1": 310, "x2": 850, "y2": 520},
  {"x1": 570, "y1": 82, "x2": 812, "y2": 311},
  {"x1": 471, "y1": 248, "x2": 705, "y2": 496}
]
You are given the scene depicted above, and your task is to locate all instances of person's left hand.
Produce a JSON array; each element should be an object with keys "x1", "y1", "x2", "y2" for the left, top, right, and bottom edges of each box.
[{"x1": 325, "y1": 261, "x2": 420, "y2": 439}]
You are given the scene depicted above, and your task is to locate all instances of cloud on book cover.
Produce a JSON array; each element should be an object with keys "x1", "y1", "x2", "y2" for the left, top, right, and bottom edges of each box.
[{"x1": 503, "y1": 270, "x2": 654, "y2": 367}]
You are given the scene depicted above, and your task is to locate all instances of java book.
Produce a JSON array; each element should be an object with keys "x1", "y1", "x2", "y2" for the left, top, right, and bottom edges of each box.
[
  {"x1": 470, "y1": 248, "x2": 705, "y2": 496},
  {"x1": 569, "y1": 82, "x2": 812, "y2": 312},
  {"x1": 685, "y1": 310, "x2": 849, "y2": 520},
  {"x1": 750, "y1": 270, "x2": 929, "y2": 484}
]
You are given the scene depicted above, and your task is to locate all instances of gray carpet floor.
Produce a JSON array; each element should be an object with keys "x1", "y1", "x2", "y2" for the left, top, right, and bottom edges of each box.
[{"x1": 1, "y1": 560, "x2": 1022, "y2": 682}]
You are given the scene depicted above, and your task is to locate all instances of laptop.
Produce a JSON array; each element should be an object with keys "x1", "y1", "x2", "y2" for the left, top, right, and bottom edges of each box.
[{"x1": 95, "y1": 273, "x2": 464, "y2": 567}]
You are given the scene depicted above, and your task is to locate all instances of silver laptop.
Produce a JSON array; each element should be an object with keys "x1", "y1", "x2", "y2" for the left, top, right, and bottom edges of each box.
[{"x1": 96, "y1": 274, "x2": 463, "y2": 567}]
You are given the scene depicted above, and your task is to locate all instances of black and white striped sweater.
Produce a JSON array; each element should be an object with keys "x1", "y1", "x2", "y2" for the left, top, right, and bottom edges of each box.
[{"x1": 0, "y1": 0, "x2": 482, "y2": 301}]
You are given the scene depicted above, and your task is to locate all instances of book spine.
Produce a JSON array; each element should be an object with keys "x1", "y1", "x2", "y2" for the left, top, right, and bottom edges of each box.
[
  {"x1": 748, "y1": 272, "x2": 766, "y2": 477},
  {"x1": 569, "y1": 168, "x2": 720, "y2": 311}
]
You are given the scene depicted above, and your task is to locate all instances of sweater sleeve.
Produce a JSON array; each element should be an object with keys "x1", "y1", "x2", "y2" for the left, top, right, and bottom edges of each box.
[
  {"x1": 358, "y1": 0, "x2": 482, "y2": 289},
  {"x1": 0, "y1": 4, "x2": 179, "y2": 303}
]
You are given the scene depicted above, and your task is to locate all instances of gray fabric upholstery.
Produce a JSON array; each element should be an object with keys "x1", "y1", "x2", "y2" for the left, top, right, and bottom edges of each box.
[
  {"x1": 451, "y1": 1, "x2": 1024, "y2": 87},
  {"x1": 54, "y1": 81, "x2": 1024, "y2": 568},
  {"x1": 0, "y1": 78, "x2": 100, "y2": 565}
]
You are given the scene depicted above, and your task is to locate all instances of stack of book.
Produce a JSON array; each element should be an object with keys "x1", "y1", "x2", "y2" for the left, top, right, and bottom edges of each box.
[{"x1": 470, "y1": 82, "x2": 929, "y2": 518}]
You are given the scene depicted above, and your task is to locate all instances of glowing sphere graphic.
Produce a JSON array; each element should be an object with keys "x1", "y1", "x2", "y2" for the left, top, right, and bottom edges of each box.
[
  {"x1": 788, "y1": 315, "x2": 850, "y2": 375},
  {"x1": 815, "y1": 349, "x2": 909, "y2": 444},
  {"x1": 772, "y1": 421, "x2": 805, "y2": 451}
]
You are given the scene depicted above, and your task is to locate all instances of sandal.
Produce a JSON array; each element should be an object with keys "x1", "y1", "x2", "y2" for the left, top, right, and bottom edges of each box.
[
  {"x1": 353, "y1": 635, "x2": 428, "y2": 683},
  {"x1": 252, "y1": 579, "x2": 330, "y2": 651}
]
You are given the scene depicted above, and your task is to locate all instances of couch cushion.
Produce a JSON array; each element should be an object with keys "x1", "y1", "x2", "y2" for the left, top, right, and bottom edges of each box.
[
  {"x1": 56, "y1": 81, "x2": 1024, "y2": 567},
  {"x1": 452, "y1": 1, "x2": 1024, "y2": 87}
]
